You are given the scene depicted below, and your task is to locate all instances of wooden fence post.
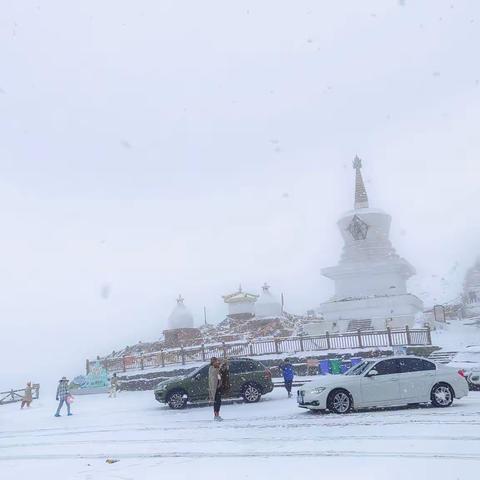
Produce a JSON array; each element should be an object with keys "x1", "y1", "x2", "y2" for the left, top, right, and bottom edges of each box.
[
  {"x1": 274, "y1": 339, "x2": 279, "y2": 354},
  {"x1": 122, "y1": 356, "x2": 126, "y2": 373},
  {"x1": 405, "y1": 325, "x2": 411, "y2": 345},
  {"x1": 326, "y1": 332, "x2": 331, "y2": 349},
  {"x1": 161, "y1": 350, "x2": 165, "y2": 367},
  {"x1": 426, "y1": 325, "x2": 432, "y2": 345},
  {"x1": 140, "y1": 355, "x2": 144, "y2": 370},
  {"x1": 299, "y1": 336, "x2": 304, "y2": 352},
  {"x1": 201, "y1": 344, "x2": 206, "y2": 362},
  {"x1": 249, "y1": 343, "x2": 254, "y2": 356},
  {"x1": 181, "y1": 347, "x2": 186, "y2": 365},
  {"x1": 222, "y1": 342, "x2": 227, "y2": 358},
  {"x1": 387, "y1": 327, "x2": 393, "y2": 346},
  {"x1": 357, "y1": 329, "x2": 363, "y2": 348}
]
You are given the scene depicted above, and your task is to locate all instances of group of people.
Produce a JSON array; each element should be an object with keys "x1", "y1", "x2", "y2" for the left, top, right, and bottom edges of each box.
[
  {"x1": 53, "y1": 373, "x2": 119, "y2": 417},
  {"x1": 37, "y1": 358, "x2": 293, "y2": 420}
]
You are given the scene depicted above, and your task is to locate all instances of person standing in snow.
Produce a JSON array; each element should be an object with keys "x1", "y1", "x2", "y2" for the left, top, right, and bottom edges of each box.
[
  {"x1": 209, "y1": 357, "x2": 224, "y2": 421},
  {"x1": 279, "y1": 359, "x2": 295, "y2": 398},
  {"x1": 55, "y1": 377, "x2": 72, "y2": 417},
  {"x1": 109, "y1": 373, "x2": 119, "y2": 398},
  {"x1": 21, "y1": 382, "x2": 33, "y2": 409}
]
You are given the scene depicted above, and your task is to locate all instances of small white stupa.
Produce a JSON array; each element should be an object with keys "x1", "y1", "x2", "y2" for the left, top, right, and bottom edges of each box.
[
  {"x1": 166, "y1": 295, "x2": 194, "y2": 330},
  {"x1": 222, "y1": 285, "x2": 258, "y2": 320},
  {"x1": 255, "y1": 283, "x2": 283, "y2": 318},
  {"x1": 314, "y1": 157, "x2": 423, "y2": 333},
  {"x1": 463, "y1": 258, "x2": 480, "y2": 318}
]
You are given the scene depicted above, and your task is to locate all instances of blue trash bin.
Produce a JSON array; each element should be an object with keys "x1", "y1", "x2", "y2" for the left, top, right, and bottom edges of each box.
[
  {"x1": 319, "y1": 359, "x2": 330, "y2": 375},
  {"x1": 351, "y1": 357, "x2": 362, "y2": 367},
  {"x1": 340, "y1": 363, "x2": 349, "y2": 374}
]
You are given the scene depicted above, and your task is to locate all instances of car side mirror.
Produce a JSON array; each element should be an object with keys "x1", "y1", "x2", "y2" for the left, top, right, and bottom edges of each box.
[{"x1": 367, "y1": 369, "x2": 378, "y2": 377}]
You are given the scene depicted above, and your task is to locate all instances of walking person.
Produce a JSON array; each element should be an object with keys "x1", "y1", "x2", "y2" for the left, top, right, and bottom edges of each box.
[
  {"x1": 209, "y1": 357, "x2": 229, "y2": 421},
  {"x1": 109, "y1": 373, "x2": 119, "y2": 398},
  {"x1": 55, "y1": 377, "x2": 72, "y2": 417},
  {"x1": 21, "y1": 382, "x2": 33, "y2": 409},
  {"x1": 279, "y1": 358, "x2": 295, "y2": 398}
]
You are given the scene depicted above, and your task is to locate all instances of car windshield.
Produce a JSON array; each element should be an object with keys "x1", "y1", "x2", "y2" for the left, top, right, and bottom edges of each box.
[
  {"x1": 345, "y1": 360, "x2": 376, "y2": 376},
  {"x1": 187, "y1": 364, "x2": 208, "y2": 378}
]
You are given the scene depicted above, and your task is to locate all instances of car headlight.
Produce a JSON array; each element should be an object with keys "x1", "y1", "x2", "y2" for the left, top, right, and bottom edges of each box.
[{"x1": 310, "y1": 387, "x2": 326, "y2": 394}]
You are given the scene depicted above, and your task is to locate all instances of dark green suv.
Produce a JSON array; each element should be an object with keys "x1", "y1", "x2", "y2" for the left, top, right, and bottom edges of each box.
[{"x1": 154, "y1": 357, "x2": 274, "y2": 409}]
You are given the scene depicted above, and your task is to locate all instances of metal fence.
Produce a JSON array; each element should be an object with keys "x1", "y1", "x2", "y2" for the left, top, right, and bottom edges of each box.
[
  {"x1": 0, "y1": 384, "x2": 40, "y2": 406},
  {"x1": 89, "y1": 326, "x2": 431, "y2": 374}
]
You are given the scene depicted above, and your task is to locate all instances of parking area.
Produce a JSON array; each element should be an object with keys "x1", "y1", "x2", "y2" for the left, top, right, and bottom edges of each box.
[{"x1": 1, "y1": 386, "x2": 479, "y2": 479}]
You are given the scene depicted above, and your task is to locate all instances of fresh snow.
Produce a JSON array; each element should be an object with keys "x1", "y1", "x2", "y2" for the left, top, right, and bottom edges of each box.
[{"x1": 1, "y1": 384, "x2": 479, "y2": 479}]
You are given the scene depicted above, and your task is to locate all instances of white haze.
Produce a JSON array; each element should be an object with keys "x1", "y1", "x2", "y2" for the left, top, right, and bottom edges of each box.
[{"x1": 0, "y1": 0, "x2": 479, "y2": 389}]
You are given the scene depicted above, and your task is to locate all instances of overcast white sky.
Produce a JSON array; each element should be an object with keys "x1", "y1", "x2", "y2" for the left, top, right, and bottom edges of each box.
[{"x1": 1, "y1": 0, "x2": 479, "y2": 389}]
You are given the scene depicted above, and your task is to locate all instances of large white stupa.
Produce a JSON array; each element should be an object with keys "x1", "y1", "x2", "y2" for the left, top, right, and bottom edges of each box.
[
  {"x1": 166, "y1": 295, "x2": 195, "y2": 330},
  {"x1": 315, "y1": 157, "x2": 423, "y2": 333},
  {"x1": 255, "y1": 283, "x2": 284, "y2": 318}
]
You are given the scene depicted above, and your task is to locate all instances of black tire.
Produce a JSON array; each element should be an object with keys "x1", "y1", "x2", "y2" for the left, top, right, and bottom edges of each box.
[
  {"x1": 327, "y1": 389, "x2": 353, "y2": 414},
  {"x1": 431, "y1": 383, "x2": 454, "y2": 408},
  {"x1": 242, "y1": 383, "x2": 262, "y2": 403},
  {"x1": 167, "y1": 389, "x2": 188, "y2": 410}
]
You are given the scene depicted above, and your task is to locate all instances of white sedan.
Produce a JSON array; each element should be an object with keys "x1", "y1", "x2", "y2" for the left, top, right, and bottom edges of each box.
[{"x1": 297, "y1": 355, "x2": 469, "y2": 413}]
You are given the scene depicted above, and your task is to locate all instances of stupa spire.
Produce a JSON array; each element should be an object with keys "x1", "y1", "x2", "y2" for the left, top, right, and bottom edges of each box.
[{"x1": 353, "y1": 156, "x2": 369, "y2": 209}]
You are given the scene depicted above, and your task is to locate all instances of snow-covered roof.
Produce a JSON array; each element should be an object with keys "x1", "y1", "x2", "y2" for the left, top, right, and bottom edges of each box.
[{"x1": 222, "y1": 285, "x2": 259, "y2": 304}]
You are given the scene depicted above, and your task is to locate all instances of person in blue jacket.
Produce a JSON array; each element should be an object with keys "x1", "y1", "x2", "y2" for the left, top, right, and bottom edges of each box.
[{"x1": 279, "y1": 359, "x2": 295, "y2": 398}]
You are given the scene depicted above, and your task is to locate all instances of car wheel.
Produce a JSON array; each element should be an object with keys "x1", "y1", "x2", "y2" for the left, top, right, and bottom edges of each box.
[
  {"x1": 242, "y1": 383, "x2": 262, "y2": 403},
  {"x1": 327, "y1": 389, "x2": 352, "y2": 414},
  {"x1": 167, "y1": 390, "x2": 188, "y2": 409},
  {"x1": 431, "y1": 383, "x2": 454, "y2": 408}
]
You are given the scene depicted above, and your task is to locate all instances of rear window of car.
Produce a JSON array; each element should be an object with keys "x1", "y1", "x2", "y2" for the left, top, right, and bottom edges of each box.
[{"x1": 229, "y1": 360, "x2": 259, "y2": 373}]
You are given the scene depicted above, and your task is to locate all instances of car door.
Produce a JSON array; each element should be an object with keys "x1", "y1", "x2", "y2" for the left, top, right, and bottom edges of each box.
[
  {"x1": 189, "y1": 365, "x2": 210, "y2": 401},
  {"x1": 228, "y1": 360, "x2": 255, "y2": 397},
  {"x1": 398, "y1": 358, "x2": 436, "y2": 403},
  {"x1": 360, "y1": 358, "x2": 402, "y2": 407}
]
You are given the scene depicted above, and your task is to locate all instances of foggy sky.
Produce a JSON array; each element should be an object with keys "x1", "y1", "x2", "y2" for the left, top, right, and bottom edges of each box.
[{"x1": 1, "y1": 0, "x2": 479, "y2": 389}]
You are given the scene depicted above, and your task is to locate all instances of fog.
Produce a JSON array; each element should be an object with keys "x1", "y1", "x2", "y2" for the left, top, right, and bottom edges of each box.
[{"x1": 0, "y1": 0, "x2": 479, "y2": 390}]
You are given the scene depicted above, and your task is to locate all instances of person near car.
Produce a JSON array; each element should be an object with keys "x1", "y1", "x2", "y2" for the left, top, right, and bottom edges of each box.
[
  {"x1": 209, "y1": 357, "x2": 227, "y2": 421},
  {"x1": 279, "y1": 359, "x2": 295, "y2": 398},
  {"x1": 21, "y1": 382, "x2": 33, "y2": 409},
  {"x1": 55, "y1": 377, "x2": 72, "y2": 417},
  {"x1": 109, "y1": 373, "x2": 119, "y2": 398}
]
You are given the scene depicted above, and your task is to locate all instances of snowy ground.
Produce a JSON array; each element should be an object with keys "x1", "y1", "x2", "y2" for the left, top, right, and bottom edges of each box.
[{"x1": 1, "y1": 386, "x2": 480, "y2": 479}]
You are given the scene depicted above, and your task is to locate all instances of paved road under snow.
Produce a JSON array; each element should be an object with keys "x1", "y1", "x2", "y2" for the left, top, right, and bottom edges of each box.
[{"x1": 1, "y1": 387, "x2": 479, "y2": 479}]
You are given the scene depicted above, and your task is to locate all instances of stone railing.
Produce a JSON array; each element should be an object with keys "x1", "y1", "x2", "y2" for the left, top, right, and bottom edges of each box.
[{"x1": 88, "y1": 326, "x2": 432, "y2": 374}]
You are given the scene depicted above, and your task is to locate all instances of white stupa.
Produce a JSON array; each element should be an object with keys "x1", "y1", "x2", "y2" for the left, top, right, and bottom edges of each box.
[
  {"x1": 315, "y1": 157, "x2": 423, "y2": 333},
  {"x1": 463, "y1": 258, "x2": 480, "y2": 318},
  {"x1": 166, "y1": 295, "x2": 194, "y2": 330},
  {"x1": 255, "y1": 283, "x2": 283, "y2": 318}
]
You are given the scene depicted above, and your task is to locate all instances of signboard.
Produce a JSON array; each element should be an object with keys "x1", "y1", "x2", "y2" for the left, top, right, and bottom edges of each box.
[{"x1": 72, "y1": 361, "x2": 109, "y2": 392}]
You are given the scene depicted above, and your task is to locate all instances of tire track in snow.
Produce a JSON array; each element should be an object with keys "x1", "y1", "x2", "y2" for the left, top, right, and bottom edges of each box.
[{"x1": 1, "y1": 451, "x2": 480, "y2": 461}]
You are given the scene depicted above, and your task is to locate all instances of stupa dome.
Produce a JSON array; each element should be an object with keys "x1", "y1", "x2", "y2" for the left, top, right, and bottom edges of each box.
[
  {"x1": 255, "y1": 283, "x2": 283, "y2": 318},
  {"x1": 167, "y1": 295, "x2": 194, "y2": 330}
]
